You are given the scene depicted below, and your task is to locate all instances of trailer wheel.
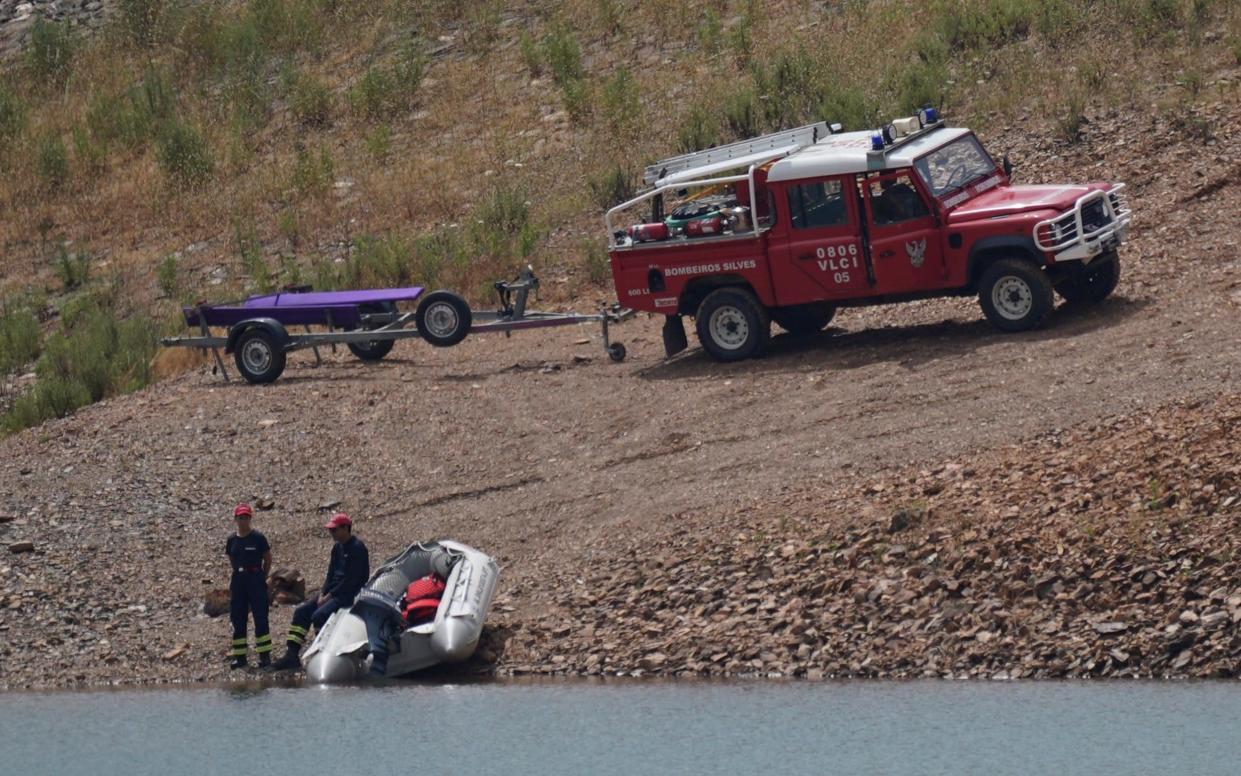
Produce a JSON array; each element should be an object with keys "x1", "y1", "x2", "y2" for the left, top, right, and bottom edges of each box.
[
  {"x1": 772, "y1": 302, "x2": 836, "y2": 336},
  {"x1": 234, "y1": 328, "x2": 287, "y2": 384},
  {"x1": 347, "y1": 302, "x2": 397, "y2": 361},
  {"x1": 1056, "y1": 252, "x2": 1120, "y2": 305},
  {"x1": 347, "y1": 339, "x2": 395, "y2": 361},
  {"x1": 607, "y1": 342, "x2": 627, "y2": 363},
  {"x1": 978, "y1": 258, "x2": 1053, "y2": 332},
  {"x1": 416, "y1": 291, "x2": 472, "y2": 348},
  {"x1": 695, "y1": 287, "x2": 770, "y2": 361}
]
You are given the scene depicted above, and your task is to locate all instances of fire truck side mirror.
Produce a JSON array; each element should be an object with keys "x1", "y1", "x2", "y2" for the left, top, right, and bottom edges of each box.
[{"x1": 1002, "y1": 154, "x2": 1013, "y2": 179}]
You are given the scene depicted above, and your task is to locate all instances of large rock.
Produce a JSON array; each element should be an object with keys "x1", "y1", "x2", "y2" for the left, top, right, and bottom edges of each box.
[
  {"x1": 203, "y1": 589, "x2": 230, "y2": 617},
  {"x1": 268, "y1": 568, "x2": 306, "y2": 604}
]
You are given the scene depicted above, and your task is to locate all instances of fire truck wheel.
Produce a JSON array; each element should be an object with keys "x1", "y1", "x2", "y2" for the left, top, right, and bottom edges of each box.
[
  {"x1": 233, "y1": 328, "x2": 287, "y2": 384},
  {"x1": 416, "y1": 291, "x2": 473, "y2": 347},
  {"x1": 695, "y1": 287, "x2": 771, "y2": 361},
  {"x1": 1056, "y1": 252, "x2": 1120, "y2": 305},
  {"x1": 978, "y1": 258, "x2": 1053, "y2": 332},
  {"x1": 772, "y1": 303, "x2": 837, "y2": 336}
]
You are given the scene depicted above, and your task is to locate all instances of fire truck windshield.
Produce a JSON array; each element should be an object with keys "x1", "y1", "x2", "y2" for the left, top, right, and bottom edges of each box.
[{"x1": 913, "y1": 135, "x2": 997, "y2": 199}]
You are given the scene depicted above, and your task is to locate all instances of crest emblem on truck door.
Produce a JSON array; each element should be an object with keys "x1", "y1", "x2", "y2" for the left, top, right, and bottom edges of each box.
[{"x1": 906, "y1": 238, "x2": 927, "y2": 268}]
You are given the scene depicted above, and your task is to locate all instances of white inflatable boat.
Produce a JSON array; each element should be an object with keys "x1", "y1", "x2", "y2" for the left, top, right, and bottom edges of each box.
[{"x1": 303, "y1": 539, "x2": 499, "y2": 683}]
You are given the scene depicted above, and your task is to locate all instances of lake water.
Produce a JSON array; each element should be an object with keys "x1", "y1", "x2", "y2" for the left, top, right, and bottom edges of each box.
[{"x1": 3, "y1": 679, "x2": 1239, "y2": 775}]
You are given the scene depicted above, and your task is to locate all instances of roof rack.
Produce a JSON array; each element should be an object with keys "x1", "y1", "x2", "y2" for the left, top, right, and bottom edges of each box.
[{"x1": 643, "y1": 122, "x2": 838, "y2": 185}]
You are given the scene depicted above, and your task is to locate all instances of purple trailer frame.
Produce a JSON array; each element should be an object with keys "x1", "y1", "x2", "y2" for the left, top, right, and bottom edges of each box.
[{"x1": 162, "y1": 270, "x2": 633, "y2": 384}]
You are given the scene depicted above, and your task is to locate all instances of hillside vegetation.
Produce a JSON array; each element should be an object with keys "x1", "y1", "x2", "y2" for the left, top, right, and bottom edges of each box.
[{"x1": 0, "y1": 0, "x2": 1238, "y2": 431}]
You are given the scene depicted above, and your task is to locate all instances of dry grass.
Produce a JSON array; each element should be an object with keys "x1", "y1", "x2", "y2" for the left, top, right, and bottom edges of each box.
[{"x1": 0, "y1": 0, "x2": 1236, "y2": 315}]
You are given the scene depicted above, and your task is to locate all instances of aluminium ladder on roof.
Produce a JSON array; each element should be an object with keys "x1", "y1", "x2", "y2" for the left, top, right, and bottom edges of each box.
[{"x1": 642, "y1": 121, "x2": 833, "y2": 185}]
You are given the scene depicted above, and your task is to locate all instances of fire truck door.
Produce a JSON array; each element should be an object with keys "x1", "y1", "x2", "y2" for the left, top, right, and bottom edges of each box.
[
  {"x1": 772, "y1": 177, "x2": 870, "y2": 305},
  {"x1": 861, "y1": 171, "x2": 948, "y2": 295}
]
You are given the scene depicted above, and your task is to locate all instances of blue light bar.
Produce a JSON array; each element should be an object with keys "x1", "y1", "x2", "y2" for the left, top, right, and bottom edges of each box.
[{"x1": 870, "y1": 132, "x2": 884, "y2": 151}]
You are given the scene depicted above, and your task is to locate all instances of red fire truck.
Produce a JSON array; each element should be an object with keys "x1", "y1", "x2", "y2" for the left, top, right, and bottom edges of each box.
[{"x1": 605, "y1": 109, "x2": 1132, "y2": 361}]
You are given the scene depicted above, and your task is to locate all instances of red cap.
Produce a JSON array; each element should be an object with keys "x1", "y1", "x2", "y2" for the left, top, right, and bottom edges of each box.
[
  {"x1": 234, "y1": 504, "x2": 253, "y2": 518},
  {"x1": 324, "y1": 513, "x2": 353, "y2": 530}
]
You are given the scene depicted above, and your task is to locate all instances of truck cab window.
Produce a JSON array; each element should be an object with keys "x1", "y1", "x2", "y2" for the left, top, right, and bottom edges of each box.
[
  {"x1": 868, "y1": 173, "x2": 929, "y2": 226},
  {"x1": 788, "y1": 180, "x2": 847, "y2": 229}
]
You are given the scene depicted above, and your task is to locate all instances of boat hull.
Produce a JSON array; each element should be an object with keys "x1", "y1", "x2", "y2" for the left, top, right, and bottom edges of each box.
[{"x1": 303, "y1": 540, "x2": 499, "y2": 683}]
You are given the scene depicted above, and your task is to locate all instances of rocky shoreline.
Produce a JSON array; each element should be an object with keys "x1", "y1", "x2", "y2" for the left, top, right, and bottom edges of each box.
[{"x1": 2, "y1": 389, "x2": 1238, "y2": 690}]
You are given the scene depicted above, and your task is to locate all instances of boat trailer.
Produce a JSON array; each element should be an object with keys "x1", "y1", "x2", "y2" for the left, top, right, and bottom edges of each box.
[{"x1": 161, "y1": 268, "x2": 634, "y2": 384}]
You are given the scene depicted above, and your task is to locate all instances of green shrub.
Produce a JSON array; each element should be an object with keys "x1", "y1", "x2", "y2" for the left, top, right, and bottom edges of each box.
[
  {"x1": 156, "y1": 120, "x2": 214, "y2": 187},
  {"x1": 0, "y1": 86, "x2": 26, "y2": 148},
  {"x1": 728, "y1": 10, "x2": 755, "y2": 66},
  {"x1": 412, "y1": 229, "x2": 470, "y2": 288},
  {"x1": 583, "y1": 240, "x2": 611, "y2": 285},
  {"x1": 157, "y1": 254, "x2": 180, "y2": 300},
  {"x1": 751, "y1": 46, "x2": 819, "y2": 130},
  {"x1": 346, "y1": 234, "x2": 414, "y2": 287},
  {"x1": 290, "y1": 144, "x2": 334, "y2": 196},
  {"x1": 87, "y1": 67, "x2": 176, "y2": 151},
  {"x1": 601, "y1": 68, "x2": 641, "y2": 131},
  {"x1": 236, "y1": 222, "x2": 274, "y2": 293},
  {"x1": 28, "y1": 19, "x2": 74, "y2": 85},
  {"x1": 53, "y1": 244, "x2": 90, "y2": 291},
  {"x1": 290, "y1": 72, "x2": 333, "y2": 127},
  {"x1": 1057, "y1": 91, "x2": 1086, "y2": 142},
  {"x1": 936, "y1": 0, "x2": 1036, "y2": 51},
  {"x1": 819, "y1": 85, "x2": 874, "y2": 133},
  {"x1": 519, "y1": 32, "x2": 543, "y2": 75},
  {"x1": 349, "y1": 66, "x2": 398, "y2": 119},
  {"x1": 697, "y1": 8, "x2": 723, "y2": 54},
  {"x1": 365, "y1": 125, "x2": 391, "y2": 160},
  {"x1": 895, "y1": 59, "x2": 947, "y2": 114},
  {"x1": 561, "y1": 77, "x2": 592, "y2": 124},
  {"x1": 677, "y1": 103, "x2": 719, "y2": 152},
  {"x1": 393, "y1": 37, "x2": 428, "y2": 107},
  {"x1": 588, "y1": 165, "x2": 634, "y2": 211},
  {"x1": 542, "y1": 24, "x2": 583, "y2": 86},
  {"x1": 2, "y1": 299, "x2": 159, "y2": 433},
  {"x1": 36, "y1": 132, "x2": 69, "y2": 191},
  {"x1": 71, "y1": 125, "x2": 107, "y2": 173},
  {"x1": 0, "y1": 303, "x2": 41, "y2": 374},
  {"x1": 252, "y1": 0, "x2": 325, "y2": 53},
  {"x1": 595, "y1": 0, "x2": 621, "y2": 35},
  {"x1": 723, "y1": 86, "x2": 763, "y2": 139},
  {"x1": 471, "y1": 186, "x2": 540, "y2": 262},
  {"x1": 119, "y1": 0, "x2": 167, "y2": 48}
]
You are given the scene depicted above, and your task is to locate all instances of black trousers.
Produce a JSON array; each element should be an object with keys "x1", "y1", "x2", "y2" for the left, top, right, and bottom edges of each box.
[{"x1": 229, "y1": 572, "x2": 271, "y2": 656}]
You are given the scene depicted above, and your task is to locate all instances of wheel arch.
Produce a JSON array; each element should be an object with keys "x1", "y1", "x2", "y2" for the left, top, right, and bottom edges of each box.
[
  {"x1": 966, "y1": 236, "x2": 1043, "y2": 291},
  {"x1": 225, "y1": 318, "x2": 290, "y2": 354},
  {"x1": 678, "y1": 274, "x2": 760, "y2": 316}
]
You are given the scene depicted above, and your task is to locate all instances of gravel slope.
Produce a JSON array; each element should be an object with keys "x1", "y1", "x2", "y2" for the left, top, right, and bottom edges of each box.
[{"x1": 0, "y1": 104, "x2": 1238, "y2": 689}]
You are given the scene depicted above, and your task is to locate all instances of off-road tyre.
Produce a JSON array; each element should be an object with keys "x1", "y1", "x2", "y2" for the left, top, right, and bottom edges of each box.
[
  {"x1": 415, "y1": 291, "x2": 472, "y2": 348},
  {"x1": 1056, "y1": 252, "x2": 1120, "y2": 305},
  {"x1": 694, "y1": 287, "x2": 771, "y2": 361},
  {"x1": 234, "y1": 328, "x2": 287, "y2": 384},
  {"x1": 978, "y1": 258, "x2": 1054, "y2": 333},
  {"x1": 771, "y1": 302, "x2": 837, "y2": 336}
]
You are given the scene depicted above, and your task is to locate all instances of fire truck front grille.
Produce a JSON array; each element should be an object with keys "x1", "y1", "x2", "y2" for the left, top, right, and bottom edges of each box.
[{"x1": 1080, "y1": 198, "x2": 1111, "y2": 235}]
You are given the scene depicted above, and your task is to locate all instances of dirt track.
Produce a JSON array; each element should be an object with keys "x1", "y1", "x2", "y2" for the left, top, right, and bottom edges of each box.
[{"x1": 0, "y1": 105, "x2": 1239, "y2": 688}]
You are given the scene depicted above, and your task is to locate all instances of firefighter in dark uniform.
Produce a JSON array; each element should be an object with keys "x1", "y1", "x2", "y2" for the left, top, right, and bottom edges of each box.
[
  {"x1": 226, "y1": 504, "x2": 273, "y2": 669},
  {"x1": 271, "y1": 513, "x2": 369, "y2": 671}
]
